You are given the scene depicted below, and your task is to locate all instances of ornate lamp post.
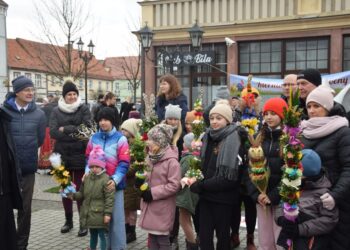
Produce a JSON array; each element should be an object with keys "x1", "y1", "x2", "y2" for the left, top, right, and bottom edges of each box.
[
  {"x1": 188, "y1": 20, "x2": 204, "y2": 49},
  {"x1": 77, "y1": 37, "x2": 94, "y2": 104},
  {"x1": 135, "y1": 23, "x2": 154, "y2": 109}
]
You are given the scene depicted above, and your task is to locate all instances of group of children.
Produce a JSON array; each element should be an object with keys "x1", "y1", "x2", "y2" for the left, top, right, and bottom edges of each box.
[{"x1": 67, "y1": 91, "x2": 338, "y2": 250}]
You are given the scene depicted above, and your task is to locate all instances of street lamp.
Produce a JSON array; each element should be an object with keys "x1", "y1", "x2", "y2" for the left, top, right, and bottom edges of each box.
[
  {"x1": 77, "y1": 37, "x2": 95, "y2": 104},
  {"x1": 135, "y1": 23, "x2": 154, "y2": 110},
  {"x1": 188, "y1": 20, "x2": 204, "y2": 49}
]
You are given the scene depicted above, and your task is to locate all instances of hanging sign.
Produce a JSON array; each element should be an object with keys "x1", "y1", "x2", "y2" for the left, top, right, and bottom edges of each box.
[{"x1": 160, "y1": 51, "x2": 215, "y2": 66}]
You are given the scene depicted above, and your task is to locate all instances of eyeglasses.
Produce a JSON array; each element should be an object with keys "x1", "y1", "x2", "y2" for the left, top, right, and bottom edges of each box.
[
  {"x1": 282, "y1": 83, "x2": 296, "y2": 87},
  {"x1": 21, "y1": 88, "x2": 35, "y2": 93}
]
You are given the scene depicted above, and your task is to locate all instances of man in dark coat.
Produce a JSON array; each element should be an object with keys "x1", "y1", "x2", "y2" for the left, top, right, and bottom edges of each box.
[
  {"x1": 0, "y1": 109, "x2": 23, "y2": 250},
  {"x1": 1, "y1": 76, "x2": 46, "y2": 250}
]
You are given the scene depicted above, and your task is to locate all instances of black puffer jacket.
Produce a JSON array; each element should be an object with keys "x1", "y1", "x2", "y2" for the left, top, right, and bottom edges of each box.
[
  {"x1": 302, "y1": 126, "x2": 350, "y2": 250},
  {"x1": 248, "y1": 128, "x2": 284, "y2": 205},
  {"x1": 0, "y1": 110, "x2": 22, "y2": 209},
  {"x1": 50, "y1": 103, "x2": 91, "y2": 171},
  {"x1": 1, "y1": 95, "x2": 46, "y2": 175}
]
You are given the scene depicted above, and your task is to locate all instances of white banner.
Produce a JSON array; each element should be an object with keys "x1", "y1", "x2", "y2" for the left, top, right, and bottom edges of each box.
[{"x1": 229, "y1": 71, "x2": 350, "y2": 93}]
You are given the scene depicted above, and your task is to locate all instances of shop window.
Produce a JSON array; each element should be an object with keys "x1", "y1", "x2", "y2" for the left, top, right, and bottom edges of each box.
[
  {"x1": 239, "y1": 41, "x2": 282, "y2": 75},
  {"x1": 239, "y1": 37, "x2": 329, "y2": 77}
]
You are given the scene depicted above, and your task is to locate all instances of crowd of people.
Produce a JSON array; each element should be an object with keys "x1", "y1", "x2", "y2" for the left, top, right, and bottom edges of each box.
[{"x1": 0, "y1": 68, "x2": 350, "y2": 250}]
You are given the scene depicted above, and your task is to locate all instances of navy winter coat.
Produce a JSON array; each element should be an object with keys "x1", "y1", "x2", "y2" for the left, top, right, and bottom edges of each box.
[
  {"x1": 1, "y1": 95, "x2": 46, "y2": 176},
  {"x1": 156, "y1": 93, "x2": 188, "y2": 123}
]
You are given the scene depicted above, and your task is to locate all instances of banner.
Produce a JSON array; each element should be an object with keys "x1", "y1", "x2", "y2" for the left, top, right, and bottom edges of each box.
[{"x1": 229, "y1": 71, "x2": 350, "y2": 93}]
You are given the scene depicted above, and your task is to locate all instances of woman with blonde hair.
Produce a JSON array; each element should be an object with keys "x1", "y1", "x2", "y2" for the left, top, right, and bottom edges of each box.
[{"x1": 156, "y1": 74, "x2": 188, "y2": 124}]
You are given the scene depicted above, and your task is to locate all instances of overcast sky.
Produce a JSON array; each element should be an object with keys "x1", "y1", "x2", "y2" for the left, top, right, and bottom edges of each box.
[{"x1": 6, "y1": 0, "x2": 141, "y2": 59}]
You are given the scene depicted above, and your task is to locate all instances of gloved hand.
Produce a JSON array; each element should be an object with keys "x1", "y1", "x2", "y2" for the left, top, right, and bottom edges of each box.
[
  {"x1": 281, "y1": 222, "x2": 299, "y2": 239},
  {"x1": 320, "y1": 193, "x2": 336, "y2": 210},
  {"x1": 276, "y1": 231, "x2": 290, "y2": 249},
  {"x1": 190, "y1": 181, "x2": 203, "y2": 194},
  {"x1": 134, "y1": 177, "x2": 145, "y2": 189},
  {"x1": 141, "y1": 190, "x2": 153, "y2": 203}
]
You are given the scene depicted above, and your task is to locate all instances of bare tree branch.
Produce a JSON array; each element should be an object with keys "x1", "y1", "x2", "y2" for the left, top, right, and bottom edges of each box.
[{"x1": 32, "y1": 0, "x2": 93, "y2": 80}]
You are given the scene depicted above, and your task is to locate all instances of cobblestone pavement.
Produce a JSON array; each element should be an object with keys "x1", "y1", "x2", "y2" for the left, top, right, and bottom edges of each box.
[{"x1": 27, "y1": 173, "x2": 258, "y2": 250}]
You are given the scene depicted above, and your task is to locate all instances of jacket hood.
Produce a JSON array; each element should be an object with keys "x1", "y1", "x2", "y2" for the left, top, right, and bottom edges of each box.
[
  {"x1": 3, "y1": 94, "x2": 37, "y2": 113},
  {"x1": 302, "y1": 174, "x2": 331, "y2": 190},
  {"x1": 159, "y1": 146, "x2": 179, "y2": 162}
]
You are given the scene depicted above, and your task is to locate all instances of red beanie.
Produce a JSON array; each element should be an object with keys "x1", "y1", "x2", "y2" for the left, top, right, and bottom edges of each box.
[{"x1": 263, "y1": 97, "x2": 288, "y2": 119}]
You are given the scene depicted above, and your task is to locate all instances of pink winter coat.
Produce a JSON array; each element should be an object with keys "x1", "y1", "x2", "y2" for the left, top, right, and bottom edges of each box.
[{"x1": 138, "y1": 146, "x2": 181, "y2": 233}]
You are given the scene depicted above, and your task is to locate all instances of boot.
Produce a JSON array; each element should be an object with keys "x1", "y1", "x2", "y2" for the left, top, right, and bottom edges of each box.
[
  {"x1": 230, "y1": 233, "x2": 240, "y2": 249},
  {"x1": 246, "y1": 234, "x2": 257, "y2": 250},
  {"x1": 127, "y1": 225, "x2": 137, "y2": 243},
  {"x1": 60, "y1": 213, "x2": 73, "y2": 233},
  {"x1": 77, "y1": 226, "x2": 88, "y2": 237},
  {"x1": 186, "y1": 240, "x2": 199, "y2": 250}
]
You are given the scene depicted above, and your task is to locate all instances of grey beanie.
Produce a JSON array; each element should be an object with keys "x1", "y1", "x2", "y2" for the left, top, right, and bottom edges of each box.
[
  {"x1": 12, "y1": 76, "x2": 34, "y2": 93},
  {"x1": 215, "y1": 86, "x2": 230, "y2": 100},
  {"x1": 165, "y1": 104, "x2": 182, "y2": 120},
  {"x1": 183, "y1": 133, "x2": 194, "y2": 150}
]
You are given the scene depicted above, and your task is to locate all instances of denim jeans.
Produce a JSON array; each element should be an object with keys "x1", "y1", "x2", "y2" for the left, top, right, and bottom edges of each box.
[
  {"x1": 108, "y1": 190, "x2": 126, "y2": 250},
  {"x1": 90, "y1": 228, "x2": 107, "y2": 250}
]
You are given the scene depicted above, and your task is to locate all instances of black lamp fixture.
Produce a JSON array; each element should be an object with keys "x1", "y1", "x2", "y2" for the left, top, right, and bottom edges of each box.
[
  {"x1": 77, "y1": 37, "x2": 95, "y2": 104},
  {"x1": 188, "y1": 20, "x2": 204, "y2": 49},
  {"x1": 137, "y1": 22, "x2": 154, "y2": 52}
]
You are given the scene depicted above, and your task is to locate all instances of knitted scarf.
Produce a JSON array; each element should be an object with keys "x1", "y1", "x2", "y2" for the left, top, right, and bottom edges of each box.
[
  {"x1": 201, "y1": 124, "x2": 241, "y2": 181},
  {"x1": 58, "y1": 96, "x2": 82, "y2": 113},
  {"x1": 301, "y1": 116, "x2": 349, "y2": 139}
]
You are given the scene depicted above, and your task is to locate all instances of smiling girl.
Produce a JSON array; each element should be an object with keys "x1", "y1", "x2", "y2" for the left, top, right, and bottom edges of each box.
[
  {"x1": 248, "y1": 97, "x2": 288, "y2": 250},
  {"x1": 190, "y1": 100, "x2": 242, "y2": 250}
]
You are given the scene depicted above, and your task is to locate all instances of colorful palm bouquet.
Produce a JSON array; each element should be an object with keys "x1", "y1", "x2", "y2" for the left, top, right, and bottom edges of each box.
[
  {"x1": 247, "y1": 134, "x2": 270, "y2": 204},
  {"x1": 182, "y1": 97, "x2": 205, "y2": 187},
  {"x1": 49, "y1": 153, "x2": 76, "y2": 197},
  {"x1": 140, "y1": 93, "x2": 158, "y2": 141},
  {"x1": 130, "y1": 135, "x2": 149, "y2": 191},
  {"x1": 279, "y1": 89, "x2": 303, "y2": 248},
  {"x1": 240, "y1": 75, "x2": 260, "y2": 136}
]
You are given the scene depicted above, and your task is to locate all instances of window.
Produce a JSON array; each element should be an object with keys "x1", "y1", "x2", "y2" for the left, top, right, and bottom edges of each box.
[
  {"x1": 239, "y1": 37, "x2": 330, "y2": 77},
  {"x1": 106, "y1": 81, "x2": 109, "y2": 91},
  {"x1": 79, "y1": 79, "x2": 83, "y2": 89},
  {"x1": 239, "y1": 41, "x2": 282, "y2": 75},
  {"x1": 344, "y1": 36, "x2": 350, "y2": 71},
  {"x1": 25, "y1": 73, "x2": 31, "y2": 79},
  {"x1": 89, "y1": 80, "x2": 93, "y2": 89},
  {"x1": 13, "y1": 72, "x2": 20, "y2": 79},
  {"x1": 115, "y1": 82, "x2": 119, "y2": 90},
  {"x1": 35, "y1": 74, "x2": 42, "y2": 88},
  {"x1": 286, "y1": 38, "x2": 329, "y2": 71},
  {"x1": 98, "y1": 81, "x2": 102, "y2": 90}
]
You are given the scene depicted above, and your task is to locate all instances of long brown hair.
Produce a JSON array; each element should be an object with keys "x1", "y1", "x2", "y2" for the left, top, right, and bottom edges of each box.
[{"x1": 158, "y1": 74, "x2": 182, "y2": 100}]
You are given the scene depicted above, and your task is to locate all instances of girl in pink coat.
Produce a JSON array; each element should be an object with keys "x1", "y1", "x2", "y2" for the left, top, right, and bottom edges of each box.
[{"x1": 138, "y1": 124, "x2": 181, "y2": 250}]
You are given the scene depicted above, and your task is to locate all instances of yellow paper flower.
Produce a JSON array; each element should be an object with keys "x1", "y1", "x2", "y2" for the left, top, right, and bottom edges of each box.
[
  {"x1": 63, "y1": 171, "x2": 70, "y2": 177},
  {"x1": 58, "y1": 166, "x2": 64, "y2": 171}
]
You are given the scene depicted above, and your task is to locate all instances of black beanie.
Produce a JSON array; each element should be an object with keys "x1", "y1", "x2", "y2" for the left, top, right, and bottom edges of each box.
[
  {"x1": 62, "y1": 81, "x2": 79, "y2": 97},
  {"x1": 97, "y1": 107, "x2": 115, "y2": 125},
  {"x1": 297, "y1": 68, "x2": 322, "y2": 87}
]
